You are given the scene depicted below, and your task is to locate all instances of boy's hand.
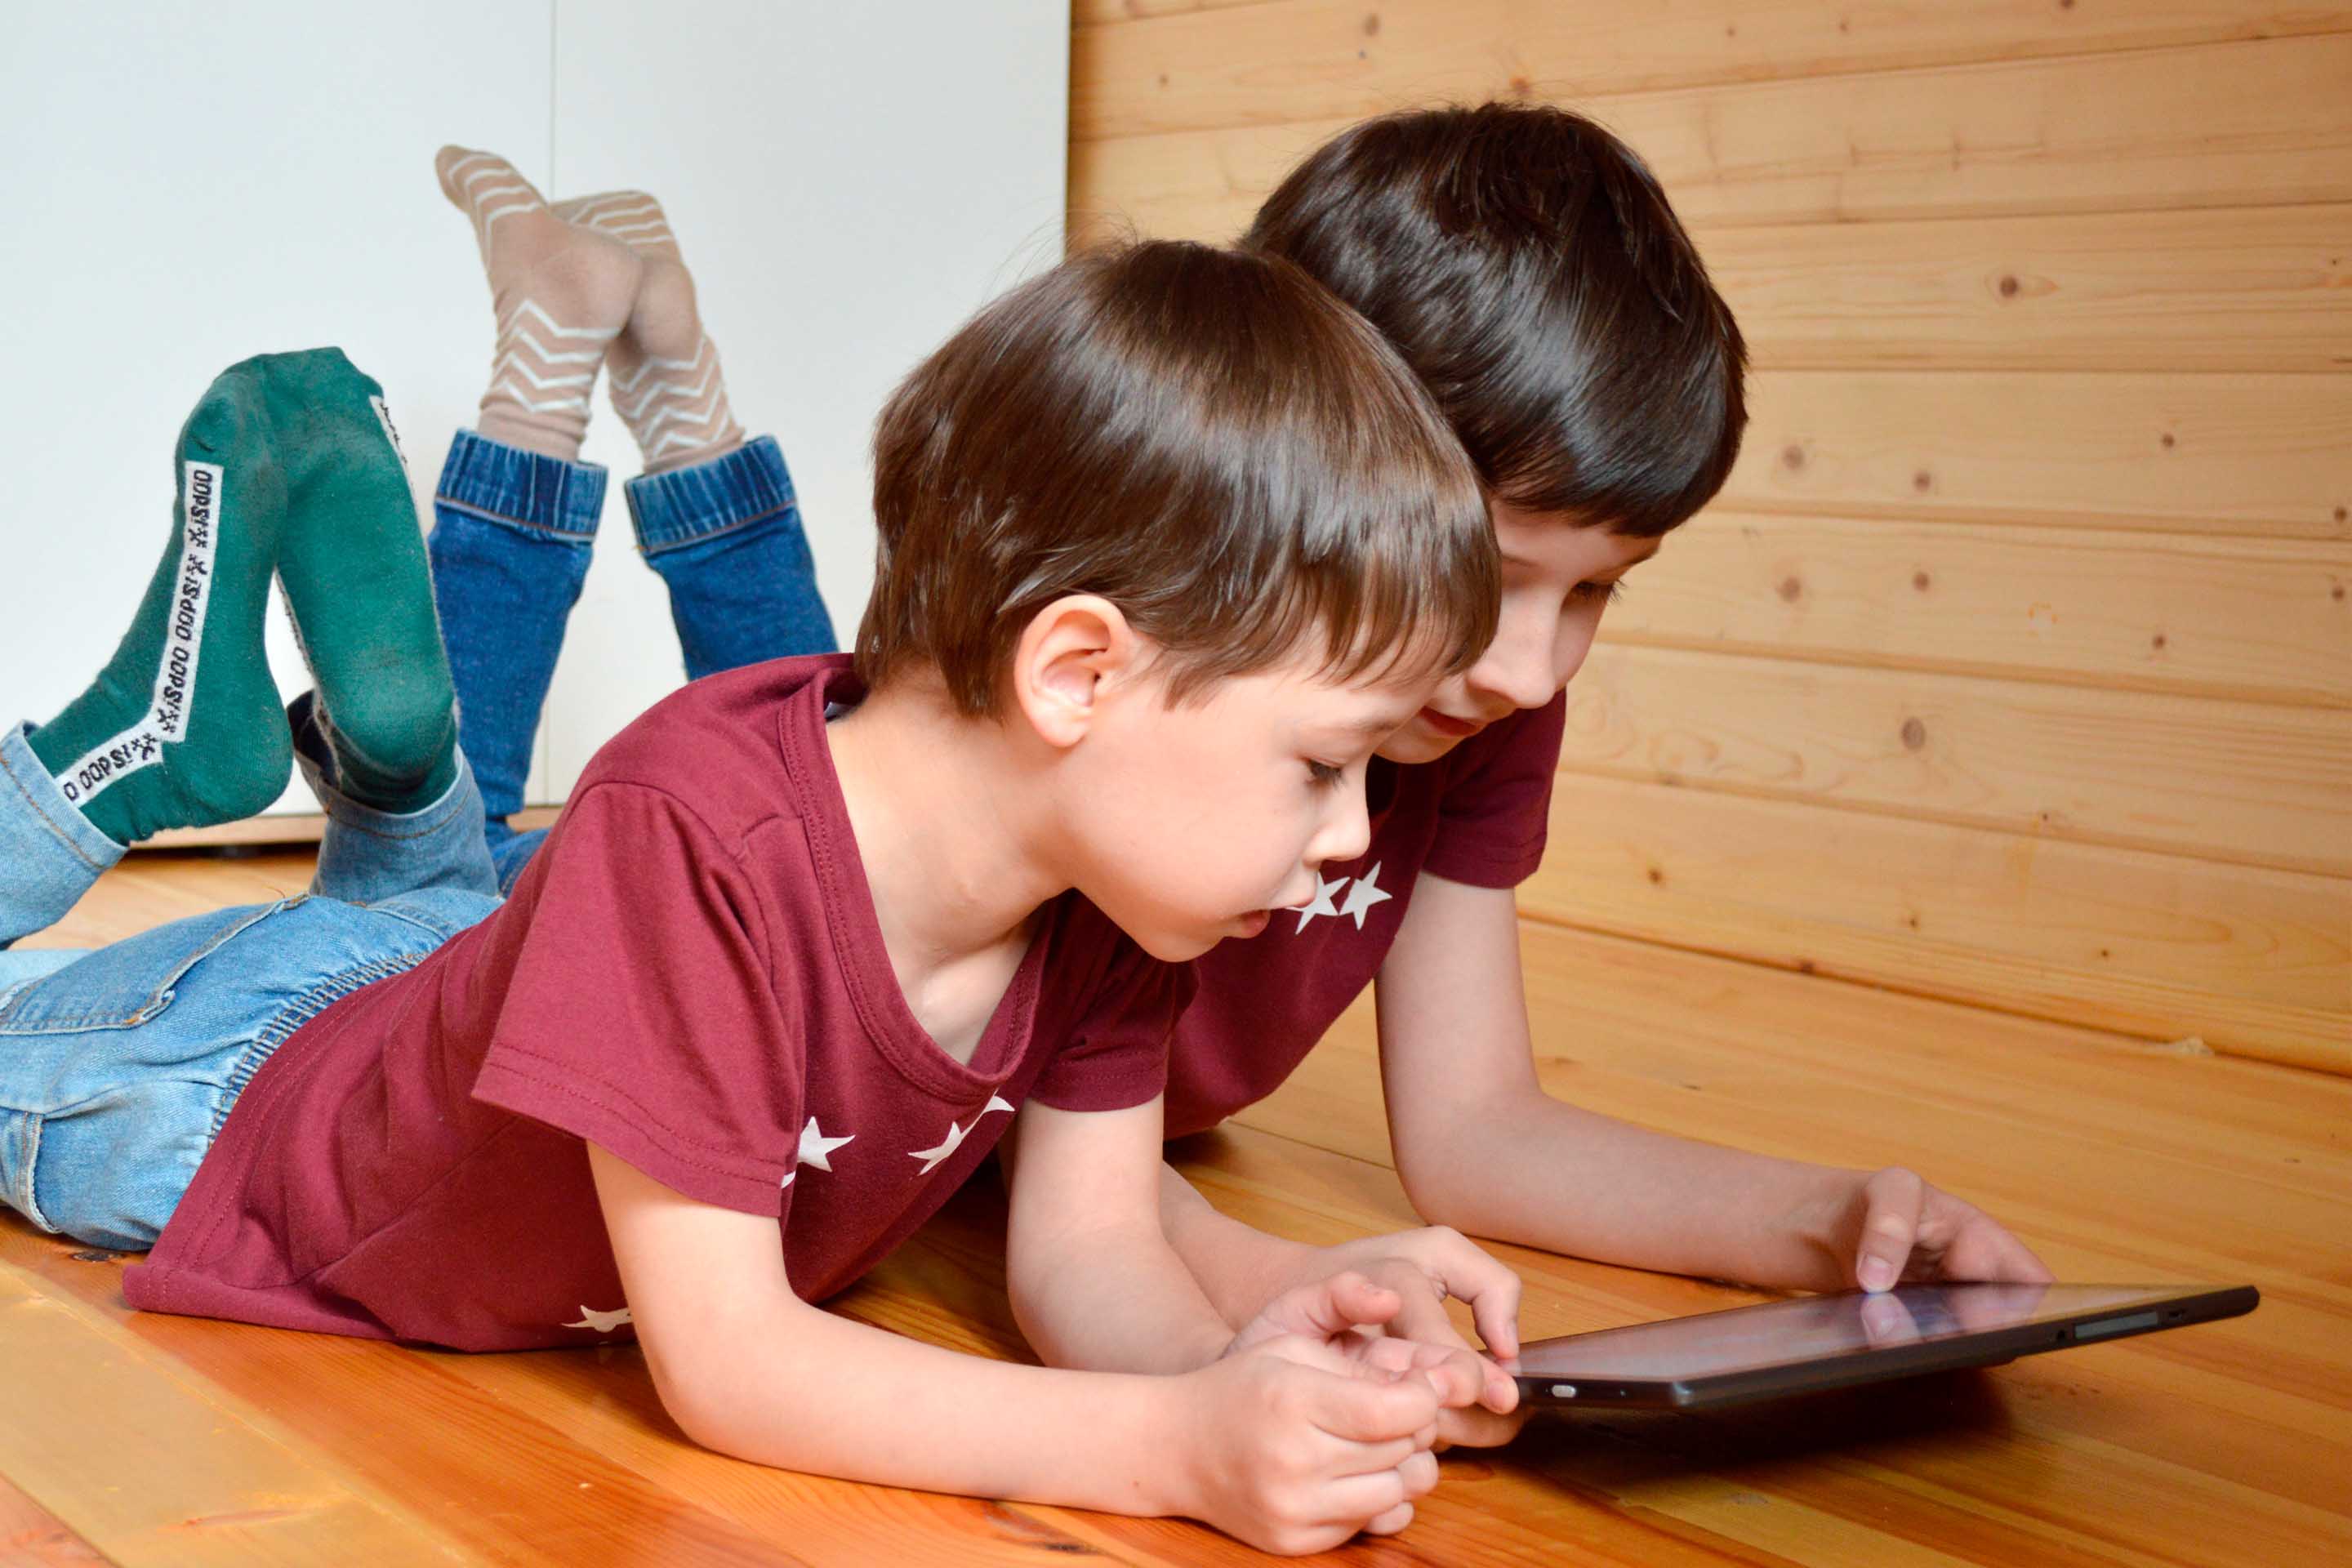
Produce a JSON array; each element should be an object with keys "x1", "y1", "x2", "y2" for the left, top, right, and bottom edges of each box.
[
  {"x1": 1227, "y1": 1270, "x2": 1512, "y2": 1413},
  {"x1": 1833, "y1": 1167, "x2": 2056, "y2": 1292},
  {"x1": 1242, "y1": 1231, "x2": 1530, "y2": 1448},
  {"x1": 1176, "y1": 1330, "x2": 1447, "y2": 1554}
]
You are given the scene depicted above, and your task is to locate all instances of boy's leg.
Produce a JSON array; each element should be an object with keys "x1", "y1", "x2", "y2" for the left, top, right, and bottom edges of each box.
[
  {"x1": 626, "y1": 438, "x2": 836, "y2": 679},
  {"x1": 425, "y1": 431, "x2": 603, "y2": 891},
  {"x1": 243, "y1": 348, "x2": 496, "y2": 903},
  {"x1": 553, "y1": 192, "x2": 837, "y2": 672},
  {"x1": 429, "y1": 150, "x2": 637, "y2": 888},
  {"x1": 0, "y1": 889, "x2": 493, "y2": 1251},
  {"x1": 2, "y1": 366, "x2": 292, "y2": 945},
  {"x1": 436, "y1": 148, "x2": 640, "y2": 464}
]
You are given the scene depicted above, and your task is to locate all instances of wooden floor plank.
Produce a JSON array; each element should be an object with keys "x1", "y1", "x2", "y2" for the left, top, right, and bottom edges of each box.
[
  {"x1": 0, "y1": 1258, "x2": 461, "y2": 1566},
  {"x1": 0, "y1": 1472, "x2": 111, "y2": 1566},
  {"x1": 0, "y1": 1238, "x2": 822, "y2": 1568},
  {"x1": 3, "y1": 854, "x2": 2345, "y2": 1563}
]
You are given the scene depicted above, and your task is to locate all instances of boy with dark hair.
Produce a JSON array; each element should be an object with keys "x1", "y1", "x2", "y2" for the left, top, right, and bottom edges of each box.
[
  {"x1": 0, "y1": 240, "x2": 1517, "y2": 1554},
  {"x1": 1155, "y1": 105, "x2": 2049, "y2": 1428}
]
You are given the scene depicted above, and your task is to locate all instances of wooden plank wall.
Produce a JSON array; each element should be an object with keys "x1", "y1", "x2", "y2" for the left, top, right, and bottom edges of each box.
[{"x1": 1067, "y1": 2, "x2": 2352, "y2": 1072}]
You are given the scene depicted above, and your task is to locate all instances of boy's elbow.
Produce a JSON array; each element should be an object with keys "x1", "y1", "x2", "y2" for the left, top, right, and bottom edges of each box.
[
  {"x1": 1396, "y1": 1155, "x2": 1480, "y2": 1232},
  {"x1": 1392, "y1": 1086, "x2": 1535, "y2": 1229},
  {"x1": 639, "y1": 1334, "x2": 755, "y2": 1458}
]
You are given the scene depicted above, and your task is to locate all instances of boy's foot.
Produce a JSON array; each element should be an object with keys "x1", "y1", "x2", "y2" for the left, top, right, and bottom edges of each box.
[
  {"x1": 259, "y1": 350, "x2": 461, "y2": 814},
  {"x1": 29, "y1": 367, "x2": 292, "y2": 844},
  {"x1": 550, "y1": 189, "x2": 745, "y2": 474},
  {"x1": 437, "y1": 146, "x2": 642, "y2": 461}
]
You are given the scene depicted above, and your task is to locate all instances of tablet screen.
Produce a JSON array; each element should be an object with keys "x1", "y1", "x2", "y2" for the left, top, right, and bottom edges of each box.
[{"x1": 1514, "y1": 1284, "x2": 2192, "y2": 1383}]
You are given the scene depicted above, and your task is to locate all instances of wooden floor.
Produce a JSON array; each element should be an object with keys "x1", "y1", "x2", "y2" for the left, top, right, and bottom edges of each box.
[{"x1": 3, "y1": 851, "x2": 2345, "y2": 1566}]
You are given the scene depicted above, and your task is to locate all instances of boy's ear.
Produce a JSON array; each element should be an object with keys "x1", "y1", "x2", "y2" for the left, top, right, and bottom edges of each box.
[{"x1": 1009, "y1": 595, "x2": 1140, "y2": 750}]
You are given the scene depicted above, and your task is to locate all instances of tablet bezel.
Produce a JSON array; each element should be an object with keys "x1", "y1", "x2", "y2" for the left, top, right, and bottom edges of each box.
[{"x1": 1511, "y1": 1284, "x2": 2260, "y2": 1410}]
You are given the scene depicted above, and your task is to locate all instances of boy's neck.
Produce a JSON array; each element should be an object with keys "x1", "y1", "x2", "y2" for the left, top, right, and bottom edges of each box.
[{"x1": 824, "y1": 678, "x2": 1068, "y2": 991}]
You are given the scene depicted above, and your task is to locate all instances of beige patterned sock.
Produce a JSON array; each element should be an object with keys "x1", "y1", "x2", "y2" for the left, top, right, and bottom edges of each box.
[
  {"x1": 552, "y1": 190, "x2": 746, "y2": 474},
  {"x1": 436, "y1": 148, "x2": 643, "y2": 462}
]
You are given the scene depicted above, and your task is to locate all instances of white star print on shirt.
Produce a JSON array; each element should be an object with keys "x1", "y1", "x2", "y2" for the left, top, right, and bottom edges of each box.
[
  {"x1": 908, "y1": 1094, "x2": 1017, "y2": 1176},
  {"x1": 1337, "y1": 862, "x2": 1392, "y2": 929},
  {"x1": 564, "y1": 1304, "x2": 633, "y2": 1334},
  {"x1": 1290, "y1": 871, "x2": 1347, "y2": 932},
  {"x1": 782, "y1": 1115, "x2": 857, "y2": 1189}
]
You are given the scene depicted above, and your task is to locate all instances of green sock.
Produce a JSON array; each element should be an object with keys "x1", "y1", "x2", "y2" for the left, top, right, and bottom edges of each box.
[
  {"x1": 261, "y1": 350, "x2": 459, "y2": 813},
  {"x1": 29, "y1": 368, "x2": 292, "y2": 844}
]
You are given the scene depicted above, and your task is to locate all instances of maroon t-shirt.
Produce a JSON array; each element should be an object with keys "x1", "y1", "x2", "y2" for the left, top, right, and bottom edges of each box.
[
  {"x1": 1162, "y1": 694, "x2": 1566, "y2": 1138},
  {"x1": 127, "y1": 657, "x2": 1183, "y2": 1351}
]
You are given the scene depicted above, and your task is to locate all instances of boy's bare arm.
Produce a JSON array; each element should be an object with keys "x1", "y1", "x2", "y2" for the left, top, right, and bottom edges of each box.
[
  {"x1": 1002, "y1": 1098, "x2": 1238, "y2": 1372},
  {"x1": 585, "y1": 1143, "x2": 1451, "y2": 1555},
  {"x1": 1372, "y1": 872, "x2": 2053, "y2": 1293}
]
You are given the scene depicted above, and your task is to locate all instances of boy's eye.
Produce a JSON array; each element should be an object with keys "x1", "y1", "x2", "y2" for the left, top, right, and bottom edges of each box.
[{"x1": 1306, "y1": 760, "x2": 1346, "y2": 789}]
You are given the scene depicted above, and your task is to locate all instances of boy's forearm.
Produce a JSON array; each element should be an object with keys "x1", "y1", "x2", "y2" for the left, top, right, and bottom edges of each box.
[
  {"x1": 1157, "y1": 1162, "x2": 1320, "y2": 1327},
  {"x1": 1399, "y1": 1089, "x2": 1852, "y2": 1286},
  {"x1": 670, "y1": 1294, "x2": 1192, "y2": 1517},
  {"x1": 1009, "y1": 1207, "x2": 1241, "y2": 1373}
]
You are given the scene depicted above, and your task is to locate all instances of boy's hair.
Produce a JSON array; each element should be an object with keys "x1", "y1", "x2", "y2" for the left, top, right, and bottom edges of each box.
[
  {"x1": 858, "y1": 240, "x2": 1499, "y2": 715},
  {"x1": 1244, "y1": 102, "x2": 1748, "y2": 537}
]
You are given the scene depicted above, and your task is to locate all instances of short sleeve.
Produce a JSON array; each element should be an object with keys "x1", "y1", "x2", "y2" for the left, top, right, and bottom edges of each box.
[
  {"x1": 469, "y1": 783, "x2": 800, "y2": 1214},
  {"x1": 1028, "y1": 918, "x2": 1193, "y2": 1114},
  {"x1": 1420, "y1": 693, "x2": 1567, "y2": 889}
]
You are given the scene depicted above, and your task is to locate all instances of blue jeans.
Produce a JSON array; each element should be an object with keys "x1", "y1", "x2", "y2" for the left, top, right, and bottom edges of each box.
[
  {"x1": 0, "y1": 718, "x2": 501, "y2": 1251},
  {"x1": 428, "y1": 430, "x2": 835, "y2": 890}
]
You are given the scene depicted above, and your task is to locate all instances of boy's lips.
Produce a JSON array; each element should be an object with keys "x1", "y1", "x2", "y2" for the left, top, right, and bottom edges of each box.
[{"x1": 1417, "y1": 706, "x2": 1483, "y2": 739}]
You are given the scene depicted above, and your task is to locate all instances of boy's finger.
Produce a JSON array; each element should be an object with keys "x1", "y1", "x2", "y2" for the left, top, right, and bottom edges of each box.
[
  {"x1": 1367, "y1": 1262, "x2": 1468, "y2": 1349},
  {"x1": 1458, "y1": 1266, "x2": 1523, "y2": 1361},
  {"x1": 1415, "y1": 1235, "x2": 1524, "y2": 1360},
  {"x1": 1405, "y1": 1343, "x2": 1490, "y2": 1408},
  {"x1": 1856, "y1": 1168, "x2": 1925, "y2": 1291},
  {"x1": 1282, "y1": 1271, "x2": 1405, "y2": 1338},
  {"x1": 1307, "y1": 1365, "x2": 1442, "y2": 1443},
  {"x1": 1395, "y1": 1449, "x2": 1440, "y2": 1499},
  {"x1": 1438, "y1": 1401, "x2": 1532, "y2": 1449},
  {"x1": 1361, "y1": 1500, "x2": 1416, "y2": 1537},
  {"x1": 1316, "y1": 1471, "x2": 1414, "y2": 1535}
]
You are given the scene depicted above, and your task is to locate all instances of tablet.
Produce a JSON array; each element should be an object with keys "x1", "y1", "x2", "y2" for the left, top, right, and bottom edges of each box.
[{"x1": 1512, "y1": 1282, "x2": 2258, "y2": 1410}]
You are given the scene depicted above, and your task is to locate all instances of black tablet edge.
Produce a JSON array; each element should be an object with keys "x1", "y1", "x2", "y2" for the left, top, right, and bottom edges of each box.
[{"x1": 1514, "y1": 1285, "x2": 2260, "y2": 1411}]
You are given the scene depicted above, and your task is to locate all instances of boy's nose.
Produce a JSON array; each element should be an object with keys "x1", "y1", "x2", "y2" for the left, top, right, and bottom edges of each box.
[
  {"x1": 1316, "y1": 795, "x2": 1374, "y2": 866},
  {"x1": 1467, "y1": 634, "x2": 1558, "y2": 714}
]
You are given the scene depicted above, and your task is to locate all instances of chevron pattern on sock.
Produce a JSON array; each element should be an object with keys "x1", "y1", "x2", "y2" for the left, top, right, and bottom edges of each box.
[
  {"x1": 550, "y1": 188, "x2": 746, "y2": 474},
  {"x1": 437, "y1": 147, "x2": 641, "y2": 462}
]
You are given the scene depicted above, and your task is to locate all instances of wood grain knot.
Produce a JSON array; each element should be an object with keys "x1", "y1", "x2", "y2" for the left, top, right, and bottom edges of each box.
[
  {"x1": 1912, "y1": 571, "x2": 1932, "y2": 591},
  {"x1": 1901, "y1": 718, "x2": 1927, "y2": 751},
  {"x1": 1913, "y1": 470, "x2": 1934, "y2": 492},
  {"x1": 1998, "y1": 274, "x2": 2020, "y2": 298},
  {"x1": 1781, "y1": 444, "x2": 1806, "y2": 470},
  {"x1": 1362, "y1": 11, "x2": 1380, "y2": 35},
  {"x1": 1778, "y1": 576, "x2": 1803, "y2": 603}
]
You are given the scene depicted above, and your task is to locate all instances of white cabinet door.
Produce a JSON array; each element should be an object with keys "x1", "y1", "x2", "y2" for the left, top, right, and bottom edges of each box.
[
  {"x1": 0, "y1": 1, "x2": 550, "y2": 817},
  {"x1": 541, "y1": 0, "x2": 1070, "y2": 800},
  {"x1": 1, "y1": 2, "x2": 1068, "y2": 816}
]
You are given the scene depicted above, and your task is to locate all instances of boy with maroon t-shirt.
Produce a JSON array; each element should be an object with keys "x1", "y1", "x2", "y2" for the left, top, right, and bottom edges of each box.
[
  {"x1": 1152, "y1": 107, "x2": 2052, "y2": 1433},
  {"x1": 0, "y1": 242, "x2": 1516, "y2": 1554}
]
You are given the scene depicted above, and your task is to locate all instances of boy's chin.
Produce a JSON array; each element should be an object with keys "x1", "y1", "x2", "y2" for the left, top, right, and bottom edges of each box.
[{"x1": 1377, "y1": 724, "x2": 1471, "y2": 765}]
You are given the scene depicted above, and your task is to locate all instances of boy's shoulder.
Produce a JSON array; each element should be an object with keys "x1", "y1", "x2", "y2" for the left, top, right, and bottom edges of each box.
[{"x1": 568, "y1": 653, "x2": 853, "y2": 835}]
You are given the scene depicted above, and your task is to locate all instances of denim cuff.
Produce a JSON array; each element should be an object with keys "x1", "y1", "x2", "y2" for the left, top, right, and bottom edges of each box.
[
  {"x1": 625, "y1": 435, "x2": 797, "y2": 557},
  {"x1": 434, "y1": 428, "x2": 606, "y2": 542},
  {"x1": 0, "y1": 723, "x2": 125, "y2": 946},
  {"x1": 288, "y1": 693, "x2": 501, "y2": 902}
]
